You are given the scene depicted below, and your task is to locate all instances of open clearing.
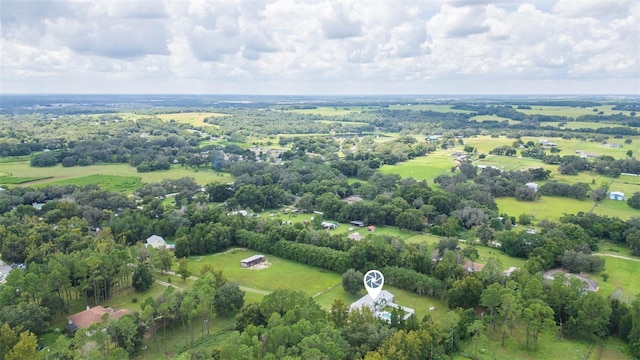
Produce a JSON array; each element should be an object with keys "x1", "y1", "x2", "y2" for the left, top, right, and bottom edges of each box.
[
  {"x1": 0, "y1": 160, "x2": 233, "y2": 188},
  {"x1": 188, "y1": 249, "x2": 341, "y2": 296},
  {"x1": 379, "y1": 151, "x2": 456, "y2": 182},
  {"x1": 518, "y1": 105, "x2": 635, "y2": 118},
  {"x1": 155, "y1": 112, "x2": 228, "y2": 127},
  {"x1": 495, "y1": 196, "x2": 594, "y2": 221}
]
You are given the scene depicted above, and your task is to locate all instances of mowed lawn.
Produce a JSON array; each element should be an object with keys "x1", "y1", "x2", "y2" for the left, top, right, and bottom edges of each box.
[
  {"x1": 0, "y1": 161, "x2": 233, "y2": 188},
  {"x1": 495, "y1": 196, "x2": 594, "y2": 221},
  {"x1": 189, "y1": 249, "x2": 341, "y2": 296}
]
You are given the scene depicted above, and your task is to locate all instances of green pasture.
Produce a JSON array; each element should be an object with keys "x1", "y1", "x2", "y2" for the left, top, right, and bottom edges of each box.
[
  {"x1": 592, "y1": 199, "x2": 640, "y2": 220},
  {"x1": 379, "y1": 151, "x2": 456, "y2": 182},
  {"x1": 0, "y1": 175, "x2": 52, "y2": 185},
  {"x1": 0, "y1": 161, "x2": 233, "y2": 188},
  {"x1": 518, "y1": 104, "x2": 635, "y2": 118},
  {"x1": 608, "y1": 179, "x2": 640, "y2": 196},
  {"x1": 155, "y1": 112, "x2": 228, "y2": 127},
  {"x1": 495, "y1": 196, "x2": 594, "y2": 221},
  {"x1": 548, "y1": 121, "x2": 628, "y2": 130},
  {"x1": 517, "y1": 136, "x2": 635, "y2": 159},
  {"x1": 405, "y1": 234, "x2": 527, "y2": 270},
  {"x1": 281, "y1": 106, "x2": 369, "y2": 116},
  {"x1": 583, "y1": 256, "x2": 640, "y2": 303},
  {"x1": 387, "y1": 104, "x2": 474, "y2": 113},
  {"x1": 36, "y1": 174, "x2": 144, "y2": 192},
  {"x1": 475, "y1": 155, "x2": 545, "y2": 171},
  {"x1": 457, "y1": 327, "x2": 597, "y2": 360},
  {"x1": 462, "y1": 136, "x2": 518, "y2": 155},
  {"x1": 188, "y1": 249, "x2": 341, "y2": 297},
  {"x1": 470, "y1": 115, "x2": 517, "y2": 124}
]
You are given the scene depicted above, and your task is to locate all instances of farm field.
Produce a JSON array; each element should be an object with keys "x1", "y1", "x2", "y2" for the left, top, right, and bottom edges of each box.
[
  {"x1": 495, "y1": 196, "x2": 594, "y2": 221},
  {"x1": 0, "y1": 160, "x2": 233, "y2": 188}
]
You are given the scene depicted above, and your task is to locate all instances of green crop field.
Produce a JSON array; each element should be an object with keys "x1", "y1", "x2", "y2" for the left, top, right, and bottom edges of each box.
[
  {"x1": 495, "y1": 196, "x2": 594, "y2": 221},
  {"x1": 0, "y1": 160, "x2": 233, "y2": 188}
]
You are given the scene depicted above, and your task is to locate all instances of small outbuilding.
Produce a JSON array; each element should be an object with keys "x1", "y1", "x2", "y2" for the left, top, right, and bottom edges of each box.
[
  {"x1": 350, "y1": 220, "x2": 365, "y2": 227},
  {"x1": 610, "y1": 191, "x2": 625, "y2": 201},
  {"x1": 241, "y1": 254, "x2": 266, "y2": 268},
  {"x1": 367, "y1": 226, "x2": 376, "y2": 232},
  {"x1": 145, "y1": 235, "x2": 175, "y2": 250}
]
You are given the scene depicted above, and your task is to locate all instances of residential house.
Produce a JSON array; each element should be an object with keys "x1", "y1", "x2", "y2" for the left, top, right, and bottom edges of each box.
[{"x1": 66, "y1": 305, "x2": 130, "y2": 334}]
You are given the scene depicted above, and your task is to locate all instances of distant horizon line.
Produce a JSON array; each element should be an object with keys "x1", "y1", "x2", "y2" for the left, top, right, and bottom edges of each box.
[{"x1": 1, "y1": 93, "x2": 638, "y2": 97}]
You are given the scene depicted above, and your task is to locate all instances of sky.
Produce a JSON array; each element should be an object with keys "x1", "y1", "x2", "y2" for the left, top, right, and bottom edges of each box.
[{"x1": 1, "y1": 0, "x2": 639, "y2": 95}]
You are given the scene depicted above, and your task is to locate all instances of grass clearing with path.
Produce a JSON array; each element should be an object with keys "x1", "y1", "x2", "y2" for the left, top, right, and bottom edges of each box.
[{"x1": 189, "y1": 249, "x2": 341, "y2": 296}]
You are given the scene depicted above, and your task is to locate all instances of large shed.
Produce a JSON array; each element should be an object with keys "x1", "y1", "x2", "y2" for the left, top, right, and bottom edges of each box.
[{"x1": 241, "y1": 254, "x2": 266, "y2": 268}]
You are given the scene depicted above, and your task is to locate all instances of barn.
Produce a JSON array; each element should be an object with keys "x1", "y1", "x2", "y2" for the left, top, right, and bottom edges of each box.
[{"x1": 241, "y1": 254, "x2": 266, "y2": 268}]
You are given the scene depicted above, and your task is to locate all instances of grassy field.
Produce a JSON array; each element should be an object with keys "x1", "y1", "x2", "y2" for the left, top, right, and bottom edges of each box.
[
  {"x1": 155, "y1": 112, "x2": 228, "y2": 127},
  {"x1": 547, "y1": 121, "x2": 628, "y2": 130},
  {"x1": 0, "y1": 160, "x2": 233, "y2": 188},
  {"x1": 518, "y1": 105, "x2": 635, "y2": 118},
  {"x1": 592, "y1": 199, "x2": 640, "y2": 220},
  {"x1": 495, "y1": 196, "x2": 594, "y2": 221},
  {"x1": 456, "y1": 328, "x2": 620, "y2": 360},
  {"x1": 36, "y1": 174, "x2": 144, "y2": 192},
  {"x1": 387, "y1": 104, "x2": 474, "y2": 113},
  {"x1": 188, "y1": 249, "x2": 341, "y2": 296},
  {"x1": 0, "y1": 175, "x2": 52, "y2": 185},
  {"x1": 475, "y1": 155, "x2": 545, "y2": 171},
  {"x1": 281, "y1": 106, "x2": 369, "y2": 116},
  {"x1": 583, "y1": 255, "x2": 640, "y2": 303},
  {"x1": 379, "y1": 151, "x2": 456, "y2": 182}
]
